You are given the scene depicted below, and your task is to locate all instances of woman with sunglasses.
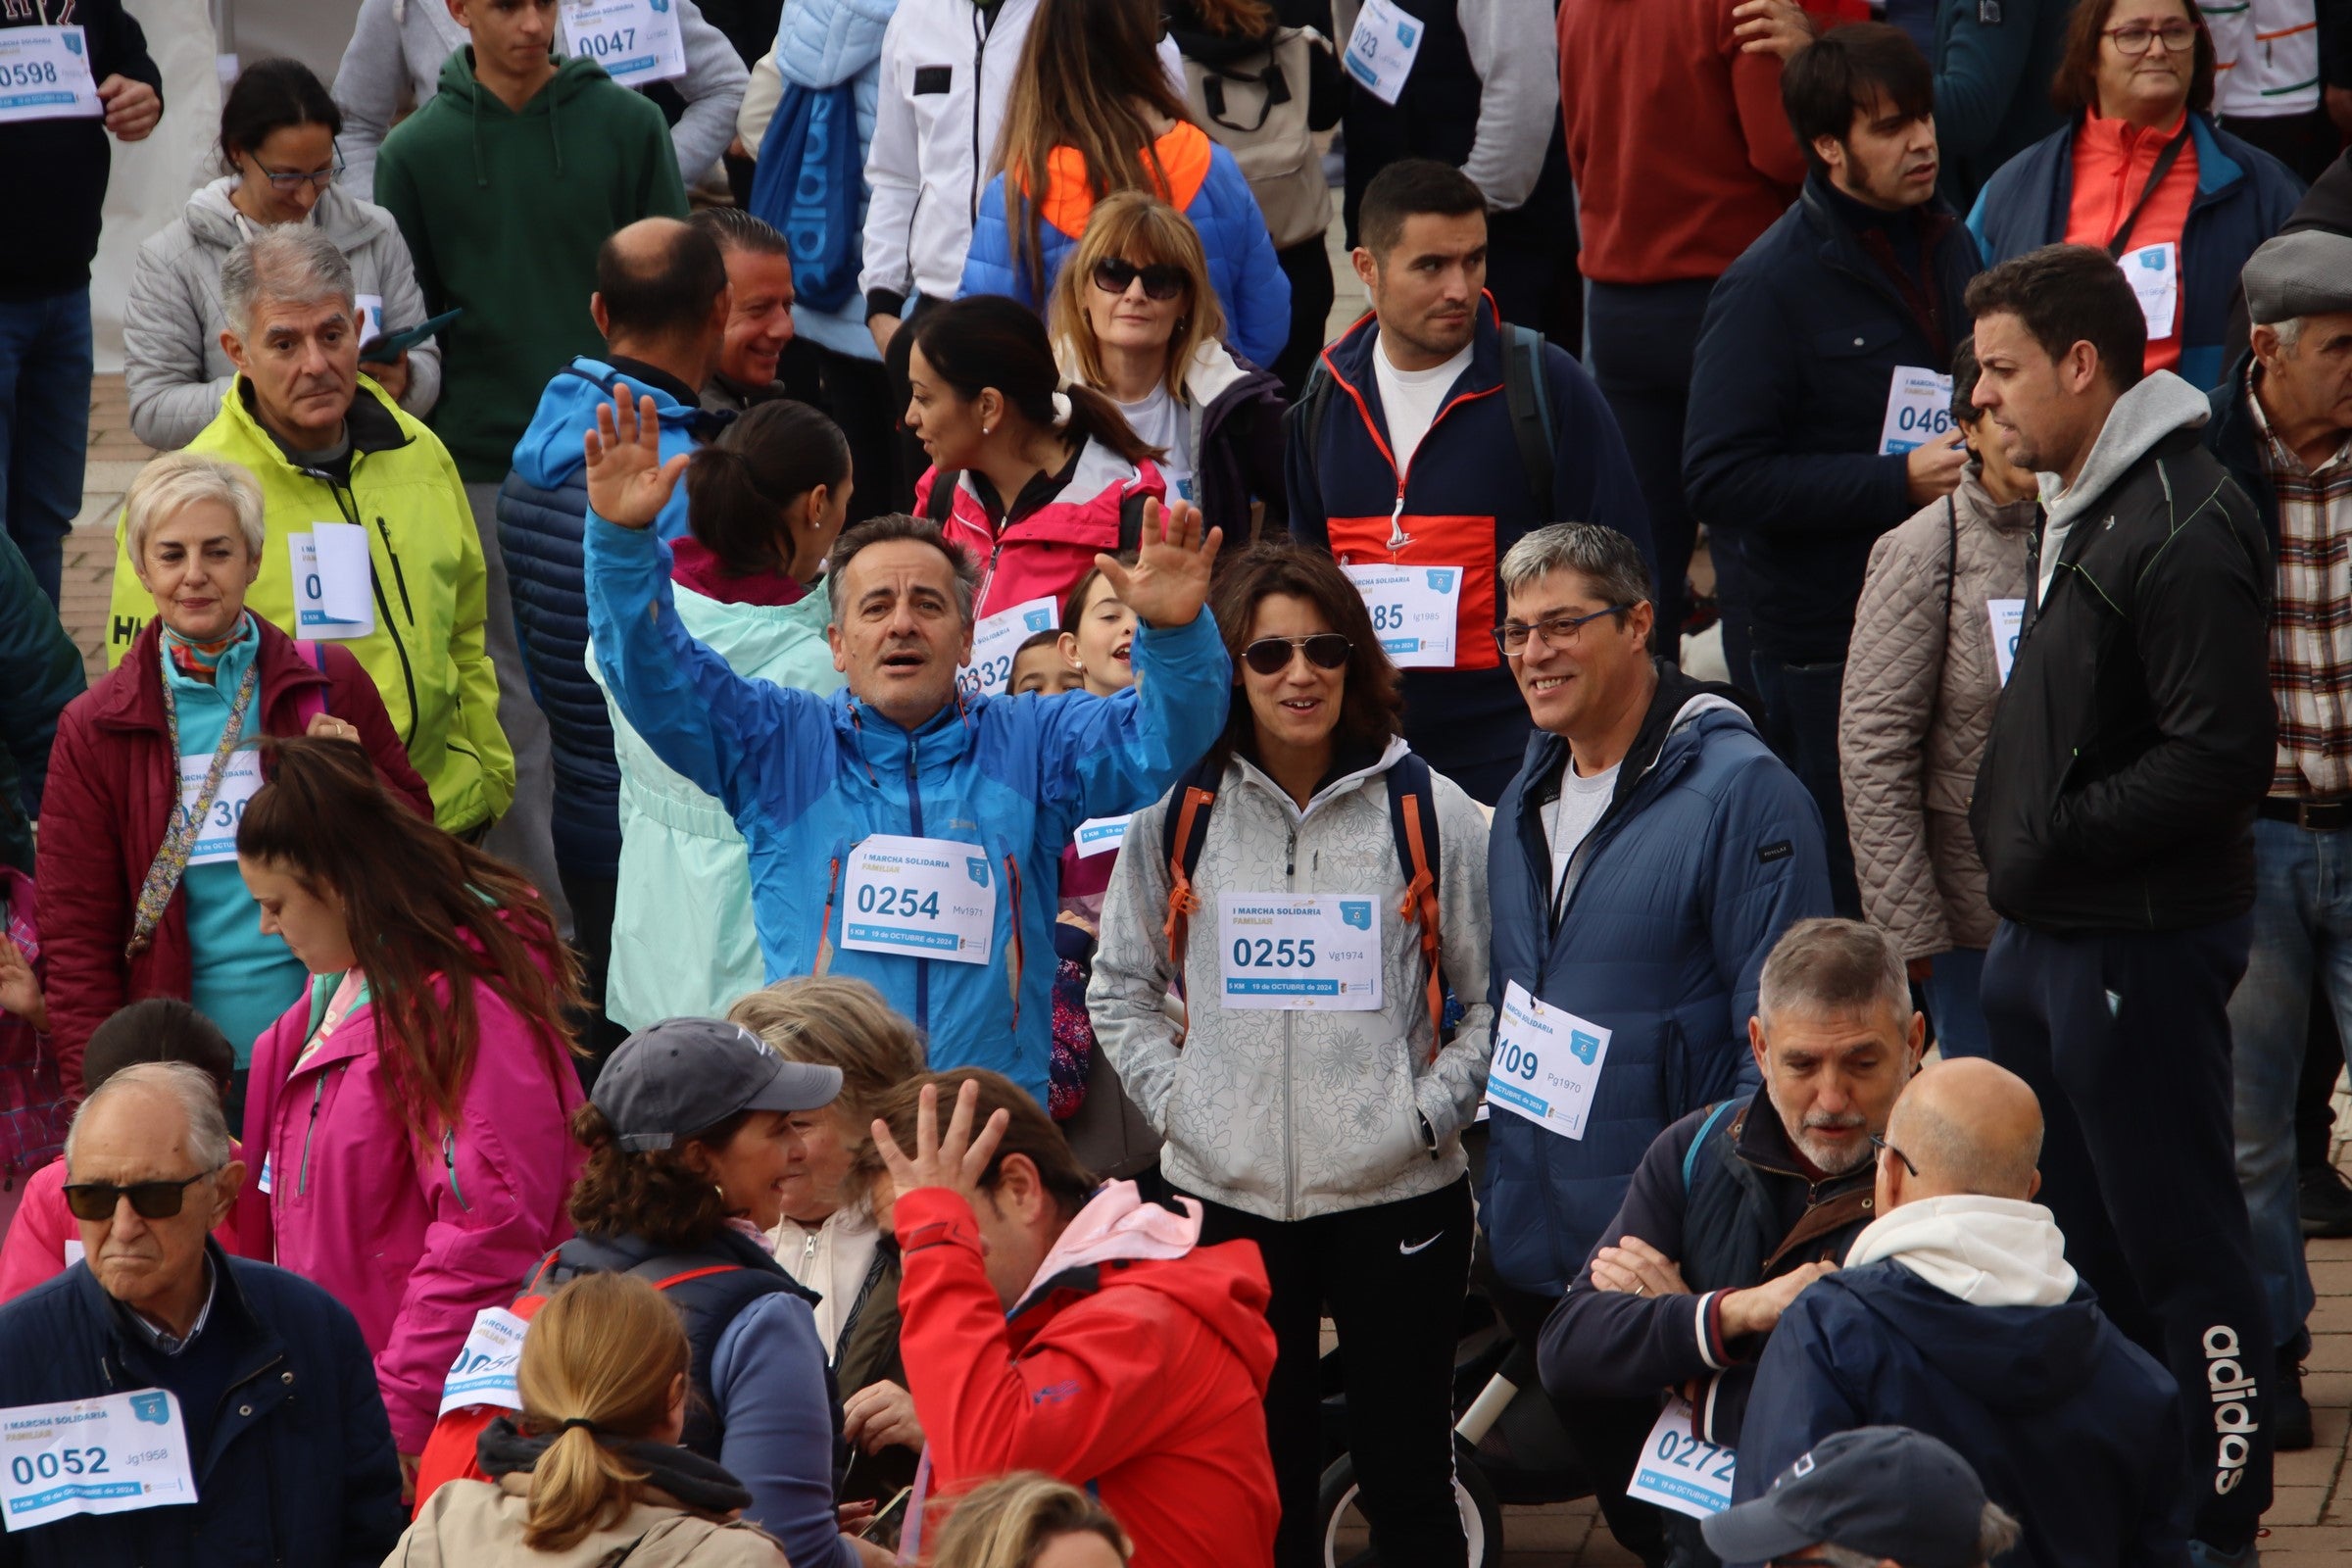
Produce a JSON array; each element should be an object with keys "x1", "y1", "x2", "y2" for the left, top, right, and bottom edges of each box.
[
  {"x1": 956, "y1": 0, "x2": 1291, "y2": 372},
  {"x1": 1088, "y1": 543, "x2": 1494, "y2": 1568},
  {"x1": 123, "y1": 57, "x2": 439, "y2": 451},
  {"x1": 1967, "y1": 0, "x2": 2303, "y2": 387},
  {"x1": 1049, "y1": 193, "x2": 1288, "y2": 553},
  {"x1": 229, "y1": 737, "x2": 586, "y2": 1496}
]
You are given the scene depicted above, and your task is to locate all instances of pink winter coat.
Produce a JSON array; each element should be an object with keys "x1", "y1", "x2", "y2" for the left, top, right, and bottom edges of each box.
[{"x1": 232, "y1": 970, "x2": 584, "y2": 1452}]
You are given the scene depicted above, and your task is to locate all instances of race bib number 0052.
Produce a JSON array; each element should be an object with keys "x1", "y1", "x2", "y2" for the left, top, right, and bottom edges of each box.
[{"x1": 0, "y1": 1389, "x2": 197, "y2": 1532}]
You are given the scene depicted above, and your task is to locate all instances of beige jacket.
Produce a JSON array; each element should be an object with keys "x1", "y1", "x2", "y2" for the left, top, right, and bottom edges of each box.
[
  {"x1": 382, "y1": 1476, "x2": 789, "y2": 1568},
  {"x1": 1838, "y1": 469, "x2": 2037, "y2": 957}
]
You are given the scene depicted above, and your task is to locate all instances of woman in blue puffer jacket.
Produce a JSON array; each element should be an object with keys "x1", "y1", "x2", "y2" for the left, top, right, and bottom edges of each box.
[{"x1": 956, "y1": 0, "x2": 1290, "y2": 371}]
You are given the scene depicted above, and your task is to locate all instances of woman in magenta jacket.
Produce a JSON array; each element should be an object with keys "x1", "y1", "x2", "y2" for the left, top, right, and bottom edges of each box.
[{"x1": 229, "y1": 738, "x2": 586, "y2": 1482}]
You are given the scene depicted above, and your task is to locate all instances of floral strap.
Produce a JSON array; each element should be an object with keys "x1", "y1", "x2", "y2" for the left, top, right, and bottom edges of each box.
[{"x1": 125, "y1": 661, "x2": 261, "y2": 959}]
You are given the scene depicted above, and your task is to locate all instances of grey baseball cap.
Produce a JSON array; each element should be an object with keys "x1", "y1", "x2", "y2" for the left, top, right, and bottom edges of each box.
[
  {"x1": 2243, "y1": 230, "x2": 2352, "y2": 326},
  {"x1": 592, "y1": 1017, "x2": 844, "y2": 1152},
  {"x1": 1700, "y1": 1428, "x2": 1989, "y2": 1568}
]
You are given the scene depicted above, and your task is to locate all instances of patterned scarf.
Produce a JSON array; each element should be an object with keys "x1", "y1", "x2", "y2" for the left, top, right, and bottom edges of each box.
[{"x1": 161, "y1": 619, "x2": 249, "y2": 683}]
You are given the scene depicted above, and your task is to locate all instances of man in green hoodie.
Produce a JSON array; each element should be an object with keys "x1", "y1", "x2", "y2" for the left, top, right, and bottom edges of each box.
[{"x1": 373, "y1": 0, "x2": 689, "y2": 929}]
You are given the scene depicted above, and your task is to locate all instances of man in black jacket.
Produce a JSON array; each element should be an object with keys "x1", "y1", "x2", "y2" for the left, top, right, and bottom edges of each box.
[
  {"x1": 0, "y1": 0, "x2": 161, "y2": 606},
  {"x1": 1967, "y1": 242, "x2": 2277, "y2": 1565}
]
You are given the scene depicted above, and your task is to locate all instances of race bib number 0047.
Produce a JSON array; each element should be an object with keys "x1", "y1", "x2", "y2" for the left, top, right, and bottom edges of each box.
[
  {"x1": 560, "y1": 0, "x2": 687, "y2": 86},
  {"x1": 0, "y1": 1389, "x2": 197, "y2": 1532}
]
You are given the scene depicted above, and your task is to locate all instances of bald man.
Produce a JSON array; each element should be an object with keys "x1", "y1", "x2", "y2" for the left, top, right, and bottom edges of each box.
[
  {"x1": 499, "y1": 214, "x2": 737, "y2": 1077},
  {"x1": 1736, "y1": 1060, "x2": 2194, "y2": 1568}
]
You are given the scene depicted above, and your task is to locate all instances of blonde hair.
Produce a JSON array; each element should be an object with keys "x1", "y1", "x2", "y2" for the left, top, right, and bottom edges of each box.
[
  {"x1": 1051, "y1": 191, "x2": 1226, "y2": 402},
  {"x1": 931, "y1": 1473, "x2": 1132, "y2": 1568},
  {"x1": 123, "y1": 452, "x2": 266, "y2": 569},
  {"x1": 726, "y1": 976, "x2": 926, "y2": 1133},
  {"x1": 515, "y1": 1273, "x2": 691, "y2": 1552}
]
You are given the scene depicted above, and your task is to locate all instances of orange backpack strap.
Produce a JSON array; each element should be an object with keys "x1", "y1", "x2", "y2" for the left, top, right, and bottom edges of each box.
[
  {"x1": 1384, "y1": 755, "x2": 1447, "y2": 1063},
  {"x1": 1155, "y1": 758, "x2": 1225, "y2": 1052}
]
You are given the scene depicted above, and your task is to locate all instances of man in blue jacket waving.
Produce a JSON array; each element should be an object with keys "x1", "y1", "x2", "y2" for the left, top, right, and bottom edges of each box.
[{"x1": 583, "y1": 385, "x2": 1230, "y2": 1108}]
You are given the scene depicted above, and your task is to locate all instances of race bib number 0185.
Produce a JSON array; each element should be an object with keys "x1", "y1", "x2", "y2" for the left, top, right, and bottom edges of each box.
[
  {"x1": 1342, "y1": 564, "x2": 1461, "y2": 668},
  {"x1": 0, "y1": 1389, "x2": 197, "y2": 1532}
]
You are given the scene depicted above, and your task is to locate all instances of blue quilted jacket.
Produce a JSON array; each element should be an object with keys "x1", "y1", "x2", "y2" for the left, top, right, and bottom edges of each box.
[
  {"x1": 770, "y1": 0, "x2": 898, "y2": 360},
  {"x1": 499, "y1": 357, "x2": 708, "y2": 877},
  {"x1": 1481, "y1": 668, "x2": 1834, "y2": 1296}
]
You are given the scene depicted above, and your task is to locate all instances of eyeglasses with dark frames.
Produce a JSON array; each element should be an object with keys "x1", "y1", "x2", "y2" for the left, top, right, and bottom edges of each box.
[
  {"x1": 1493, "y1": 605, "x2": 1633, "y2": 657},
  {"x1": 250, "y1": 150, "x2": 346, "y2": 192},
  {"x1": 1870, "y1": 1131, "x2": 1918, "y2": 1177},
  {"x1": 62, "y1": 1168, "x2": 221, "y2": 1223},
  {"x1": 2102, "y1": 21, "x2": 2197, "y2": 54},
  {"x1": 1090, "y1": 258, "x2": 1187, "y2": 302}
]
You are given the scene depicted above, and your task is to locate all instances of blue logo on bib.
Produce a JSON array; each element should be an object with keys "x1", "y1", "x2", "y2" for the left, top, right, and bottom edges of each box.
[
  {"x1": 63, "y1": 32, "x2": 83, "y2": 54},
  {"x1": 130, "y1": 1393, "x2": 171, "y2": 1426},
  {"x1": 1569, "y1": 1030, "x2": 1601, "y2": 1065},
  {"x1": 1340, "y1": 901, "x2": 1373, "y2": 930},
  {"x1": 966, "y1": 858, "x2": 992, "y2": 887},
  {"x1": 1425, "y1": 568, "x2": 1456, "y2": 594}
]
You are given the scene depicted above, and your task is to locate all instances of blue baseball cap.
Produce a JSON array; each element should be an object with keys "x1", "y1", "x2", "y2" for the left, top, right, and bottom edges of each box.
[
  {"x1": 1700, "y1": 1427, "x2": 1990, "y2": 1568},
  {"x1": 592, "y1": 1017, "x2": 843, "y2": 1152}
]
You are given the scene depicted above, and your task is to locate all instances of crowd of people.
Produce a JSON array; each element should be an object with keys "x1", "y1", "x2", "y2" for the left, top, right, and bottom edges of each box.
[{"x1": 3, "y1": 0, "x2": 2352, "y2": 1563}]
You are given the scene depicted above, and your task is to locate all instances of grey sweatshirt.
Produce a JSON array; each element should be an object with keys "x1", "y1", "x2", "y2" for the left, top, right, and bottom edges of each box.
[{"x1": 2033, "y1": 370, "x2": 2215, "y2": 604}]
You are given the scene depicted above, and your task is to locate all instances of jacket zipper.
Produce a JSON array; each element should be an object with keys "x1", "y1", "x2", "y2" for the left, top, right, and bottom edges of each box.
[
  {"x1": 443, "y1": 1129, "x2": 469, "y2": 1209},
  {"x1": 906, "y1": 734, "x2": 929, "y2": 1034},
  {"x1": 296, "y1": 1072, "x2": 327, "y2": 1197},
  {"x1": 315, "y1": 466, "x2": 422, "y2": 745},
  {"x1": 969, "y1": 3, "x2": 997, "y2": 222},
  {"x1": 1282, "y1": 822, "x2": 1298, "y2": 1220}
]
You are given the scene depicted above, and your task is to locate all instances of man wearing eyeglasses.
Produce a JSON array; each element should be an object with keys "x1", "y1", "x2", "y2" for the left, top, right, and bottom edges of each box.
[
  {"x1": 0, "y1": 1060, "x2": 403, "y2": 1564},
  {"x1": 1736, "y1": 1059, "x2": 2190, "y2": 1566}
]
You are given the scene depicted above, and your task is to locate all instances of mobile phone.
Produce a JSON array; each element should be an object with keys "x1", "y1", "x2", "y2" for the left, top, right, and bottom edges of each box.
[
  {"x1": 359, "y1": 307, "x2": 464, "y2": 363},
  {"x1": 859, "y1": 1486, "x2": 914, "y2": 1545}
]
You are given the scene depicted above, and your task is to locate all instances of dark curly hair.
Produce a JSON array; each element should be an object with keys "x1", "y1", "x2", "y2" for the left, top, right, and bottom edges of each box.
[{"x1": 566, "y1": 1102, "x2": 755, "y2": 1250}]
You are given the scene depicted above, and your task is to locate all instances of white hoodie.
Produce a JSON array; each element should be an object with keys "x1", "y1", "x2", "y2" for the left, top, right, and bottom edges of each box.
[{"x1": 1842, "y1": 1193, "x2": 2078, "y2": 1307}]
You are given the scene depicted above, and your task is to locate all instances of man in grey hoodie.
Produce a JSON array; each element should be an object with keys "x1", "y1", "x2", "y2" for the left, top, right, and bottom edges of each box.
[{"x1": 1965, "y1": 243, "x2": 2276, "y2": 1565}]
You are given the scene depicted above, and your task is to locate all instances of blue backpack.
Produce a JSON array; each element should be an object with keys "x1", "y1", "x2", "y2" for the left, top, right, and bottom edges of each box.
[{"x1": 749, "y1": 79, "x2": 866, "y2": 313}]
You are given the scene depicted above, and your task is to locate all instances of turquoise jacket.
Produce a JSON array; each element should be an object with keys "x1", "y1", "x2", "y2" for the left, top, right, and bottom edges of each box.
[
  {"x1": 590, "y1": 579, "x2": 845, "y2": 1030},
  {"x1": 584, "y1": 516, "x2": 1230, "y2": 1104}
]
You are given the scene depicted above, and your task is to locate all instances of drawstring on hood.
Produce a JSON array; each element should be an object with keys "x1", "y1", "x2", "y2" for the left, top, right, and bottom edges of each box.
[
  {"x1": 1843, "y1": 1194, "x2": 2078, "y2": 1307},
  {"x1": 441, "y1": 47, "x2": 586, "y2": 190}
]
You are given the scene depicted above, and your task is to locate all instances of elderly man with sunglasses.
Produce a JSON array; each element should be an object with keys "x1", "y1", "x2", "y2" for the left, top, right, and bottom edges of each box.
[
  {"x1": 1478, "y1": 520, "x2": 1832, "y2": 1557},
  {"x1": 0, "y1": 1061, "x2": 403, "y2": 1567}
]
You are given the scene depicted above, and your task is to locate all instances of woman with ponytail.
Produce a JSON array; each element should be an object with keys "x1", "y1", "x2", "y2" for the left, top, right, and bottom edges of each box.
[
  {"x1": 388, "y1": 1272, "x2": 792, "y2": 1566},
  {"x1": 230, "y1": 737, "x2": 586, "y2": 1487},
  {"x1": 905, "y1": 295, "x2": 1168, "y2": 696},
  {"x1": 591, "y1": 402, "x2": 853, "y2": 1027}
]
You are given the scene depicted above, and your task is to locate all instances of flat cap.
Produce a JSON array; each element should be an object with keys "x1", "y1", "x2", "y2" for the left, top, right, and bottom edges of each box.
[{"x1": 2244, "y1": 230, "x2": 2352, "y2": 325}]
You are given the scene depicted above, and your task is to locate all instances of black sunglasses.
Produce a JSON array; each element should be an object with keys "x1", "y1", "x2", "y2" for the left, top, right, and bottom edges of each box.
[
  {"x1": 63, "y1": 1169, "x2": 220, "y2": 1223},
  {"x1": 1091, "y1": 258, "x2": 1187, "y2": 302},
  {"x1": 1242, "y1": 633, "x2": 1352, "y2": 676}
]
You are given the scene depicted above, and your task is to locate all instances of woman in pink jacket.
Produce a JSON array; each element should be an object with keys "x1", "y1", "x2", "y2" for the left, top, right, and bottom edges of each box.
[{"x1": 228, "y1": 737, "x2": 585, "y2": 1486}]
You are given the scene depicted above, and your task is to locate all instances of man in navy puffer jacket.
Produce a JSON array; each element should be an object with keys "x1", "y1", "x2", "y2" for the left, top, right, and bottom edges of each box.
[{"x1": 499, "y1": 219, "x2": 732, "y2": 1071}]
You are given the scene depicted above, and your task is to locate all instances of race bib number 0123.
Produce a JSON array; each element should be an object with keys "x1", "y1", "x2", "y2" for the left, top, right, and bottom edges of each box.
[{"x1": 0, "y1": 1389, "x2": 197, "y2": 1532}]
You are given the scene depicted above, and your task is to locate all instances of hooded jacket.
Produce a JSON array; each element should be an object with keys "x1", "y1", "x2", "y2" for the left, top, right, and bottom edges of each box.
[
  {"x1": 895, "y1": 1182, "x2": 1279, "y2": 1568},
  {"x1": 1968, "y1": 113, "x2": 2306, "y2": 391},
  {"x1": 232, "y1": 968, "x2": 585, "y2": 1454},
  {"x1": 914, "y1": 441, "x2": 1166, "y2": 630},
  {"x1": 1970, "y1": 372, "x2": 2274, "y2": 934},
  {"x1": 1090, "y1": 738, "x2": 1494, "y2": 1220},
  {"x1": 592, "y1": 552, "x2": 845, "y2": 1030},
  {"x1": 101, "y1": 379, "x2": 513, "y2": 834},
  {"x1": 0, "y1": 531, "x2": 82, "y2": 873},
  {"x1": 1056, "y1": 333, "x2": 1289, "y2": 549},
  {"x1": 958, "y1": 122, "x2": 1292, "y2": 370},
  {"x1": 39, "y1": 615, "x2": 430, "y2": 1091},
  {"x1": 1483, "y1": 664, "x2": 1833, "y2": 1295},
  {"x1": 1287, "y1": 297, "x2": 1650, "y2": 797},
  {"x1": 584, "y1": 515, "x2": 1230, "y2": 1107},
  {"x1": 331, "y1": 0, "x2": 748, "y2": 202},
  {"x1": 370, "y1": 52, "x2": 691, "y2": 482},
  {"x1": 0, "y1": 1244, "x2": 405, "y2": 1568},
  {"x1": 123, "y1": 175, "x2": 441, "y2": 451},
  {"x1": 501, "y1": 357, "x2": 714, "y2": 879},
  {"x1": 1738, "y1": 1198, "x2": 2194, "y2": 1568},
  {"x1": 391, "y1": 1468, "x2": 788, "y2": 1568},
  {"x1": 1839, "y1": 469, "x2": 2036, "y2": 958}
]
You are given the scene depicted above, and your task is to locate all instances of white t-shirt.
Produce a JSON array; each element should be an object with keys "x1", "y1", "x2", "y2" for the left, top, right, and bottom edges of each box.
[
  {"x1": 1545, "y1": 758, "x2": 1621, "y2": 905},
  {"x1": 1117, "y1": 383, "x2": 1195, "y2": 503},
  {"x1": 1373, "y1": 332, "x2": 1474, "y2": 478}
]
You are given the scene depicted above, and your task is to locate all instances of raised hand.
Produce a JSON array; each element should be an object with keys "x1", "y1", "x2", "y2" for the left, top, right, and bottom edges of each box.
[
  {"x1": 870, "y1": 1078, "x2": 1009, "y2": 1208},
  {"x1": 0, "y1": 937, "x2": 45, "y2": 1034},
  {"x1": 1096, "y1": 497, "x2": 1222, "y2": 631},
  {"x1": 583, "y1": 385, "x2": 690, "y2": 531}
]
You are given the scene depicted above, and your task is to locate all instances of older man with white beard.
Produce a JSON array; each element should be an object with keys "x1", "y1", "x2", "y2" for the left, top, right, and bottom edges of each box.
[{"x1": 1538, "y1": 917, "x2": 1926, "y2": 1555}]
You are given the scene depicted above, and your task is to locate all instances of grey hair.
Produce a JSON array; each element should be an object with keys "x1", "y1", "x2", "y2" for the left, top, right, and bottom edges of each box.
[
  {"x1": 1757, "y1": 917, "x2": 1909, "y2": 1029},
  {"x1": 2271, "y1": 317, "x2": 2306, "y2": 353},
  {"x1": 1807, "y1": 1500, "x2": 2022, "y2": 1568},
  {"x1": 220, "y1": 223, "x2": 355, "y2": 340},
  {"x1": 65, "y1": 1061, "x2": 232, "y2": 1179},
  {"x1": 124, "y1": 451, "x2": 267, "y2": 567},
  {"x1": 1497, "y1": 523, "x2": 1652, "y2": 613},
  {"x1": 823, "y1": 513, "x2": 981, "y2": 629}
]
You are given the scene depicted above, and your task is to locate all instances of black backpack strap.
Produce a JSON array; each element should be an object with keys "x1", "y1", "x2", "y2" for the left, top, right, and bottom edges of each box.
[
  {"x1": 1383, "y1": 754, "x2": 1447, "y2": 1057},
  {"x1": 924, "y1": 469, "x2": 962, "y2": 523},
  {"x1": 1500, "y1": 324, "x2": 1556, "y2": 516}
]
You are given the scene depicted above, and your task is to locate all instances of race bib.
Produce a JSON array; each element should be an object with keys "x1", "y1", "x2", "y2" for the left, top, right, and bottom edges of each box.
[
  {"x1": 353, "y1": 293, "x2": 385, "y2": 352},
  {"x1": 1342, "y1": 0, "x2": 1424, "y2": 106},
  {"x1": 1877, "y1": 366, "x2": 1955, "y2": 457},
  {"x1": 2119, "y1": 243, "x2": 2179, "y2": 341},
  {"x1": 1486, "y1": 981, "x2": 1610, "y2": 1140},
  {"x1": 841, "y1": 835, "x2": 997, "y2": 965},
  {"x1": 560, "y1": 0, "x2": 687, "y2": 86},
  {"x1": 1343, "y1": 564, "x2": 1461, "y2": 668},
  {"x1": 0, "y1": 27, "x2": 101, "y2": 126},
  {"x1": 177, "y1": 750, "x2": 263, "y2": 867},
  {"x1": 439, "y1": 1306, "x2": 529, "y2": 1416},
  {"x1": 1072, "y1": 815, "x2": 1132, "y2": 858},
  {"x1": 0, "y1": 1389, "x2": 197, "y2": 1532},
  {"x1": 1986, "y1": 598, "x2": 2025, "y2": 687},
  {"x1": 1627, "y1": 1395, "x2": 1735, "y2": 1520},
  {"x1": 289, "y1": 524, "x2": 374, "y2": 639},
  {"x1": 958, "y1": 596, "x2": 1060, "y2": 699},
  {"x1": 1215, "y1": 896, "x2": 1382, "y2": 1011}
]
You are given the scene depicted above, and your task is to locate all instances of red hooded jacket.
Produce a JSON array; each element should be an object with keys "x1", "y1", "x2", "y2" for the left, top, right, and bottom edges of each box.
[
  {"x1": 895, "y1": 1184, "x2": 1279, "y2": 1568},
  {"x1": 915, "y1": 440, "x2": 1164, "y2": 627},
  {"x1": 34, "y1": 615, "x2": 431, "y2": 1092}
]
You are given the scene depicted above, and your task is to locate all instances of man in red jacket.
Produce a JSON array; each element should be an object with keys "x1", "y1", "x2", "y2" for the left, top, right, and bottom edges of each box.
[{"x1": 873, "y1": 1072, "x2": 1278, "y2": 1568}]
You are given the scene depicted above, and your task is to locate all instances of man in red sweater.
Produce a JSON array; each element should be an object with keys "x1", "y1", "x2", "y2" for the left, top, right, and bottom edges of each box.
[
  {"x1": 1557, "y1": 0, "x2": 1861, "y2": 675},
  {"x1": 874, "y1": 1073, "x2": 1279, "y2": 1567}
]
